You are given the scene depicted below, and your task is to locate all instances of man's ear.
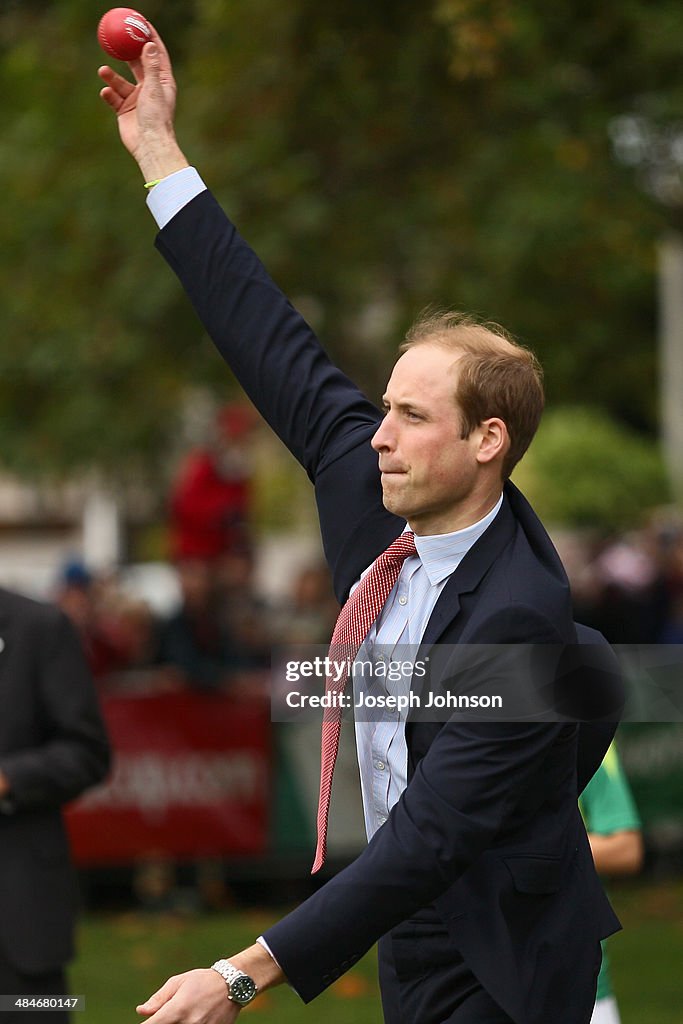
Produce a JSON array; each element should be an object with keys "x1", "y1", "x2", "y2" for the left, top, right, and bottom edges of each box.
[{"x1": 475, "y1": 418, "x2": 509, "y2": 465}]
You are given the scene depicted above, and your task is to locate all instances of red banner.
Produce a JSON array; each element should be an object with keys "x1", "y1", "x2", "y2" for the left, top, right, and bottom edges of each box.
[{"x1": 66, "y1": 690, "x2": 271, "y2": 865}]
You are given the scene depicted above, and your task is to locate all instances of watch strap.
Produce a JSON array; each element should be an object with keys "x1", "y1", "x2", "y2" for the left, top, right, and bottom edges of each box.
[{"x1": 210, "y1": 959, "x2": 258, "y2": 1006}]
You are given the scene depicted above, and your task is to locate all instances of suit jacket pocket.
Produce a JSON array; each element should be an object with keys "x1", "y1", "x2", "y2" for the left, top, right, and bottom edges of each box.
[{"x1": 503, "y1": 855, "x2": 562, "y2": 895}]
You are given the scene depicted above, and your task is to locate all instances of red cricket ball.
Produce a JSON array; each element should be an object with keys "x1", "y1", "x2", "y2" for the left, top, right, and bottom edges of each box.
[{"x1": 97, "y1": 8, "x2": 152, "y2": 62}]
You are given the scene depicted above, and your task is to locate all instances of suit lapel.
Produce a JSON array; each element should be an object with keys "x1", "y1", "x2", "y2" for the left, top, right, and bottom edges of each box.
[
  {"x1": 406, "y1": 495, "x2": 517, "y2": 734},
  {"x1": 420, "y1": 495, "x2": 516, "y2": 647}
]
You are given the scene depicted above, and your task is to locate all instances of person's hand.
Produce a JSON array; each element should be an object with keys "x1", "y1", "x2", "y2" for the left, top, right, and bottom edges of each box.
[
  {"x1": 98, "y1": 24, "x2": 188, "y2": 183},
  {"x1": 137, "y1": 944, "x2": 284, "y2": 1022},
  {"x1": 136, "y1": 968, "x2": 239, "y2": 1023}
]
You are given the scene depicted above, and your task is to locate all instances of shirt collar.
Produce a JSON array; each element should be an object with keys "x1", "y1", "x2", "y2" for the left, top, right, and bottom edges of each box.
[{"x1": 403, "y1": 493, "x2": 504, "y2": 587}]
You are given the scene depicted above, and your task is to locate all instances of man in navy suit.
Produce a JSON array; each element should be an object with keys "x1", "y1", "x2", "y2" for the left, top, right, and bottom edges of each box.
[
  {"x1": 99, "y1": 29, "x2": 621, "y2": 1024},
  {"x1": 0, "y1": 588, "x2": 110, "y2": 1023}
]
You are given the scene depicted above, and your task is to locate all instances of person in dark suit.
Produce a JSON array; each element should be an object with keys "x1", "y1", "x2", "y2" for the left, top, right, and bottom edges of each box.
[
  {"x1": 0, "y1": 587, "x2": 111, "y2": 1023},
  {"x1": 98, "y1": 31, "x2": 622, "y2": 1024}
]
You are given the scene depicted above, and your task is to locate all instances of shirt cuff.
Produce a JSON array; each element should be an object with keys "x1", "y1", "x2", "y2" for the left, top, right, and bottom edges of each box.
[
  {"x1": 146, "y1": 167, "x2": 207, "y2": 229},
  {"x1": 256, "y1": 936, "x2": 300, "y2": 995},
  {"x1": 255, "y1": 935, "x2": 281, "y2": 968}
]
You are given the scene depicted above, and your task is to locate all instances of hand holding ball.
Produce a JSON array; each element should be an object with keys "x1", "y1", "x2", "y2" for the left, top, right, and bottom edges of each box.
[{"x1": 97, "y1": 8, "x2": 152, "y2": 62}]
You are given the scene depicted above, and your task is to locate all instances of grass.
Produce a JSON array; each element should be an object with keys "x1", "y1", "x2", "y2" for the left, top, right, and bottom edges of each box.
[
  {"x1": 72, "y1": 907, "x2": 381, "y2": 1023},
  {"x1": 609, "y1": 878, "x2": 683, "y2": 1024},
  {"x1": 71, "y1": 878, "x2": 683, "y2": 1023}
]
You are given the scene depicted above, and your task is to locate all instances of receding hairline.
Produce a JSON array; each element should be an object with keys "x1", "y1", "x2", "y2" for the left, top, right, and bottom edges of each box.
[{"x1": 399, "y1": 315, "x2": 532, "y2": 362}]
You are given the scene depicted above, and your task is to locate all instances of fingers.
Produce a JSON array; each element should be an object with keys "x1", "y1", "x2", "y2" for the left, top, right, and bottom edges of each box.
[
  {"x1": 98, "y1": 64, "x2": 136, "y2": 97},
  {"x1": 135, "y1": 970, "x2": 232, "y2": 1024},
  {"x1": 126, "y1": 52, "x2": 145, "y2": 83},
  {"x1": 99, "y1": 85, "x2": 121, "y2": 112}
]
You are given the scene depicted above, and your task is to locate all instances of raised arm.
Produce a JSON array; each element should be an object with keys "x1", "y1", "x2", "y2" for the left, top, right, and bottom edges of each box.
[
  {"x1": 97, "y1": 31, "x2": 381, "y2": 1022},
  {"x1": 99, "y1": 32, "x2": 380, "y2": 484}
]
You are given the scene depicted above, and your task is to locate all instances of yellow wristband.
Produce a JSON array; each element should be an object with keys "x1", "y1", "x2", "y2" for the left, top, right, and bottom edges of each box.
[{"x1": 144, "y1": 179, "x2": 163, "y2": 190}]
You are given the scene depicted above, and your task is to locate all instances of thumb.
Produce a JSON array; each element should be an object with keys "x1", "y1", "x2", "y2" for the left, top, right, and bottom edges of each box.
[
  {"x1": 136, "y1": 975, "x2": 182, "y2": 1016},
  {"x1": 135, "y1": 40, "x2": 172, "y2": 133},
  {"x1": 138, "y1": 39, "x2": 176, "y2": 119},
  {"x1": 140, "y1": 41, "x2": 161, "y2": 84}
]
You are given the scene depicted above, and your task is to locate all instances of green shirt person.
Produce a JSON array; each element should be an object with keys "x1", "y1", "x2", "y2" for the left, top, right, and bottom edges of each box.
[{"x1": 580, "y1": 743, "x2": 643, "y2": 1024}]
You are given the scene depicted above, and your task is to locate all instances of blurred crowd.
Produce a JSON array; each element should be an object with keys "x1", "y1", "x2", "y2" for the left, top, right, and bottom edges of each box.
[
  {"x1": 48, "y1": 402, "x2": 683, "y2": 692},
  {"x1": 53, "y1": 550, "x2": 339, "y2": 696},
  {"x1": 52, "y1": 402, "x2": 339, "y2": 694},
  {"x1": 52, "y1": 519, "x2": 683, "y2": 701},
  {"x1": 557, "y1": 516, "x2": 683, "y2": 645},
  {"x1": 53, "y1": 522, "x2": 683, "y2": 703}
]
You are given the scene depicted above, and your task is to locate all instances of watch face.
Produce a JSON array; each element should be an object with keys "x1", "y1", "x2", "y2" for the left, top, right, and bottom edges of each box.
[{"x1": 230, "y1": 975, "x2": 257, "y2": 1005}]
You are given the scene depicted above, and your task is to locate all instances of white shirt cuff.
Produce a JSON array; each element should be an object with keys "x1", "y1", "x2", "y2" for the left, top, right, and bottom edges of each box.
[
  {"x1": 255, "y1": 935, "x2": 281, "y2": 968},
  {"x1": 146, "y1": 167, "x2": 207, "y2": 229},
  {"x1": 255, "y1": 936, "x2": 301, "y2": 994}
]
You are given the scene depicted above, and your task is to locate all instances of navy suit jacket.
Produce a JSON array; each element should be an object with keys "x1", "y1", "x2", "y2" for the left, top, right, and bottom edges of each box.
[
  {"x1": 0, "y1": 589, "x2": 110, "y2": 974},
  {"x1": 157, "y1": 190, "x2": 621, "y2": 1024}
]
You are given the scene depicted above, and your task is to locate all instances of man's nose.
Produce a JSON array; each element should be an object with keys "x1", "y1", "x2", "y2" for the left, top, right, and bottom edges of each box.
[{"x1": 371, "y1": 415, "x2": 393, "y2": 451}]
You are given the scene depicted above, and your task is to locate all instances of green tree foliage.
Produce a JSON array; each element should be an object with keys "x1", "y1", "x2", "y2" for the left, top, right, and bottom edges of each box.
[
  {"x1": 0, "y1": 0, "x2": 680, "y2": 480},
  {"x1": 0, "y1": 1, "x2": 218, "y2": 481},
  {"x1": 512, "y1": 406, "x2": 670, "y2": 529}
]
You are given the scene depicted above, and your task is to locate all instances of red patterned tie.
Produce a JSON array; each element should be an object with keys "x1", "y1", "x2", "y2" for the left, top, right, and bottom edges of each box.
[{"x1": 312, "y1": 531, "x2": 417, "y2": 873}]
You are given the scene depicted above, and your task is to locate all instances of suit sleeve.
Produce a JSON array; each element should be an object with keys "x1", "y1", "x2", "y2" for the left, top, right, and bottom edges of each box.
[
  {"x1": 155, "y1": 190, "x2": 380, "y2": 481},
  {"x1": 573, "y1": 627, "x2": 624, "y2": 793},
  {"x1": 0, "y1": 607, "x2": 110, "y2": 810}
]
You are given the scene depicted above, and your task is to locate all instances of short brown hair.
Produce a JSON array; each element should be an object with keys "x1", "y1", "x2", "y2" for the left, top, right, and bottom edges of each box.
[{"x1": 400, "y1": 311, "x2": 544, "y2": 479}]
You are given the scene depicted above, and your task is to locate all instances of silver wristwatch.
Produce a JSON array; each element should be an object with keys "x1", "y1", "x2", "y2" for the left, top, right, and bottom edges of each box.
[{"x1": 210, "y1": 959, "x2": 258, "y2": 1007}]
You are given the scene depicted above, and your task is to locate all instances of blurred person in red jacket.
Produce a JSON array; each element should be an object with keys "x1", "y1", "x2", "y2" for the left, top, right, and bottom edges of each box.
[{"x1": 169, "y1": 403, "x2": 258, "y2": 562}]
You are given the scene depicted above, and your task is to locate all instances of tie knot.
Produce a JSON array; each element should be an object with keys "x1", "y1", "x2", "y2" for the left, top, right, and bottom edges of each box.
[{"x1": 382, "y1": 531, "x2": 417, "y2": 565}]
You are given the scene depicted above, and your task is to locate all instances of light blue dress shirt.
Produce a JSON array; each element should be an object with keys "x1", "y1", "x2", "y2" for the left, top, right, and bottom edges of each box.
[{"x1": 352, "y1": 496, "x2": 503, "y2": 839}]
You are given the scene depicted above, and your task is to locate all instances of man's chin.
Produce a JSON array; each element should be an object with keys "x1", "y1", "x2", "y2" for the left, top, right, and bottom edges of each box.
[{"x1": 381, "y1": 488, "x2": 409, "y2": 519}]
